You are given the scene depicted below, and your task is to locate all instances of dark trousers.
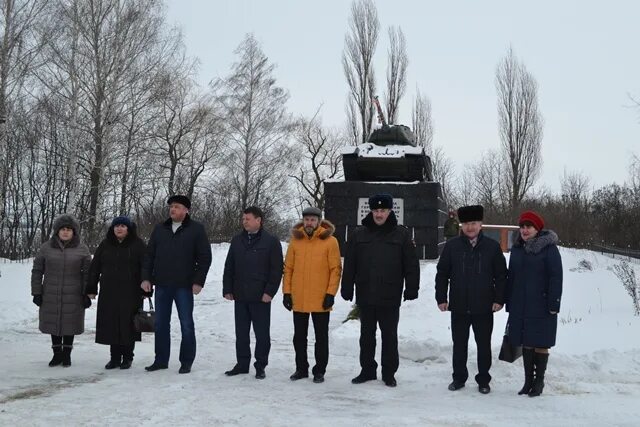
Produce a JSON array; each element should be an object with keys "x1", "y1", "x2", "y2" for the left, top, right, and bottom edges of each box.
[
  {"x1": 51, "y1": 335, "x2": 74, "y2": 346},
  {"x1": 234, "y1": 301, "x2": 271, "y2": 370},
  {"x1": 154, "y1": 285, "x2": 196, "y2": 366},
  {"x1": 110, "y1": 343, "x2": 135, "y2": 361},
  {"x1": 451, "y1": 312, "x2": 494, "y2": 385},
  {"x1": 359, "y1": 305, "x2": 400, "y2": 379},
  {"x1": 293, "y1": 311, "x2": 330, "y2": 375}
]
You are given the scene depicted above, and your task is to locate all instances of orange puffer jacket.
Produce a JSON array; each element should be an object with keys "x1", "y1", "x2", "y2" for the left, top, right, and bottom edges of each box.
[{"x1": 283, "y1": 220, "x2": 342, "y2": 313}]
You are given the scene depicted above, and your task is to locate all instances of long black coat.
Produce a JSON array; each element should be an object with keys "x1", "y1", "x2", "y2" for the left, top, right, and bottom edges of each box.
[
  {"x1": 141, "y1": 214, "x2": 212, "y2": 288},
  {"x1": 341, "y1": 211, "x2": 420, "y2": 307},
  {"x1": 223, "y1": 228, "x2": 283, "y2": 302},
  {"x1": 435, "y1": 232, "x2": 507, "y2": 314},
  {"x1": 506, "y1": 230, "x2": 563, "y2": 348},
  {"x1": 87, "y1": 228, "x2": 147, "y2": 345}
]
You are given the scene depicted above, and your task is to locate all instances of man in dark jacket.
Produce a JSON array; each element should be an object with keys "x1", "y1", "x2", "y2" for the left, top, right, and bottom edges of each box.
[
  {"x1": 141, "y1": 195, "x2": 212, "y2": 374},
  {"x1": 435, "y1": 205, "x2": 507, "y2": 394},
  {"x1": 341, "y1": 194, "x2": 420, "y2": 387},
  {"x1": 223, "y1": 206, "x2": 283, "y2": 380}
]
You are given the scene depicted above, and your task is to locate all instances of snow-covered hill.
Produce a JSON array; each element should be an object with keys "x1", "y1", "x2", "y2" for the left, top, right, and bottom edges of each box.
[{"x1": 0, "y1": 246, "x2": 639, "y2": 426}]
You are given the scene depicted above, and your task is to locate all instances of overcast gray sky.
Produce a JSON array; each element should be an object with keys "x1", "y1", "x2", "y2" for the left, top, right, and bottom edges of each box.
[{"x1": 165, "y1": 0, "x2": 640, "y2": 191}]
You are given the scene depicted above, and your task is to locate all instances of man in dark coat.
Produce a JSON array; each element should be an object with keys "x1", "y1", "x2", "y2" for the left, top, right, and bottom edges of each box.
[
  {"x1": 435, "y1": 205, "x2": 507, "y2": 394},
  {"x1": 141, "y1": 195, "x2": 212, "y2": 374},
  {"x1": 87, "y1": 216, "x2": 148, "y2": 370},
  {"x1": 341, "y1": 193, "x2": 420, "y2": 387},
  {"x1": 223, "y1": 206, "x2": 284, "y2": 380}
]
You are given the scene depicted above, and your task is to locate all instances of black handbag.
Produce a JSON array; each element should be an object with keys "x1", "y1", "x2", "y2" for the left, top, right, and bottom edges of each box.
[
  {"x1": 134, "y1": 297, "x2": 155, "y2": 333},
  {"x1": 498, "y1": 324, "x2": 522, "y2": 363}
]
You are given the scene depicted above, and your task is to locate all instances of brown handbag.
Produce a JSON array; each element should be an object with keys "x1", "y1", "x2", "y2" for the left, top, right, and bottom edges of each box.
[{"x1": 133, "y1": 297, "x2": 155, "y2": 333}]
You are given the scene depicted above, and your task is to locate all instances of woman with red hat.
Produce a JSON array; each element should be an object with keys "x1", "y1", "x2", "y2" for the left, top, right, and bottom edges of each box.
[{"x1": 505, "y1": 210, "x2": 563, "y2": 397}]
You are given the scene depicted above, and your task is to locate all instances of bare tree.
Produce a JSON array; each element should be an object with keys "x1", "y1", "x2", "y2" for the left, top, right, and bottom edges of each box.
[
  {"x1": 496, "y1": 47, "x2": 543, "y2": 214},
  {"x1": 471, "y1": 149, "x2": 504, "y2": 213},
  {"x1": 342, "y1": 0, "x2": 378, "y2": 144},
  {"x1": 629, "y1": 153, "x2": 640, "y2": 192},
  {"x1": 35, "y1": 0, "x2": 172, "y2": 242},
  {"x1": 212, "y1": 33, "x2": 295, "y2": 214},
  {"x1": 384, "y1": 25, "x2": 408, "y2": 124},
  {"x1": 289, "y1": 108, "x2": 343, "y2": 211},
  {"x1": 431, "y1": 146, "x2": 455, "y2": 205},
  {"x1": 412, "y1": 86, "x2": 434, "y2": 153},
  {"x1": 0, "y1": 0, "x2": 47, "y2": 222}
]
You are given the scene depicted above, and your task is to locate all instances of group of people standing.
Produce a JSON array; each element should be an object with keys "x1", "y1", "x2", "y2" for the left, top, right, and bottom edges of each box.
[{"x1": 30, "y1": 193, "x2": 562, "y2": 397}]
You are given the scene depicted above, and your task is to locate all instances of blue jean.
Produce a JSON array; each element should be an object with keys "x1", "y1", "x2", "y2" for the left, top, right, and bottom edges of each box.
[{"x1": 154, "y1": 285, "x2": 196, "y2": 366}]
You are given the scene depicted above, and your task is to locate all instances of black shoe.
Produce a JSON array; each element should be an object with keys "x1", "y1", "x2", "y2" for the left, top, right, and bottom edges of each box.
[
  {"x1": 225, "y1": 365, "x2": 249, "y2": 376},
  {"x1": 528, "y1": 352, "x2": 549, "y2": 397},
  {"x1": 145, "y1": 362, "x2": 168, "y2": 372},
  {"x1": 179, "y1": 364, "x2": 192, "y2": 374},
  {"x1": 120, "y1": 359, "x2": 132, "y2": 370},
  {"x1": 61, "y1": 346, "x2": 72, "y2": 367},
  {"x1": 313, "y1": 373, "x2": 325, "y2": 384},
  {"x1": 49, "y1": 346, "x2": 63, "y2": 367},
  {"x1": 290, "y1": 370, "x2": 309, "y2": 381},
  {"x1": 255, "y1": 368, "x2": 266, "y2": 380},
  {"x1": 479, "y1": 384, "x2": 491, "y2": 394},
  {"x1": 351, "y1": 372, "x2": 377, "y2": 384},
  {"x1": 383, "y1": 376, "x2": 397, "y2": 387},
  {"x1": 448, "y1": 381, "x2": 465, "y2": 391},
  {"x1": 105, "y1": 360, "x2": 121, "y2": 370}
]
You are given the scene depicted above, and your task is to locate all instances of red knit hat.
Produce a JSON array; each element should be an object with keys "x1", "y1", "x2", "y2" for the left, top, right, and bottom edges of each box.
[{"x1": 518, "y1": 211, "x2": 544, "y2": 231}]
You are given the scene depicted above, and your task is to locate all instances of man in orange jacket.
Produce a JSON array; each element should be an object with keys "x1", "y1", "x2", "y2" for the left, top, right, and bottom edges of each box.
[{"x1": 283, "y1": 207, "x2": 342, "y2": 383}]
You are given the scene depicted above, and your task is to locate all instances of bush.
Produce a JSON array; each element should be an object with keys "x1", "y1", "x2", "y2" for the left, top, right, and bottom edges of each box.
[{"x1": 610, "y1": 261, "x2": 640, "y2": 316}]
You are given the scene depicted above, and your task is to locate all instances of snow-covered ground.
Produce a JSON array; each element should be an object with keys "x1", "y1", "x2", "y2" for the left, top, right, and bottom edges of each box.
[{"x1": 1, "y1": 245, "x2": 639, "y2": 426}]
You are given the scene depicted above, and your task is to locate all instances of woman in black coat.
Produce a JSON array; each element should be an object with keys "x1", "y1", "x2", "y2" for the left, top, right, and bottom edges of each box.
[
  {"x1": 87, "y1": 216, "x2": 147, "y2": 369},
  {"x1": 505, "y1": 211, "x2": 563, "y2": 397}
]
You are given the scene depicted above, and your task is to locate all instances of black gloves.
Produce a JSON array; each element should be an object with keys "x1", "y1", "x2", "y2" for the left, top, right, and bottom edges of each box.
[
  {"x1": 322, "y1": 294, "x2": 335, "y2": 310},
  {"x1": 403, "y1": 290, "x2": 418, "y2": 301},
  {"x1": 83, "y1": 295, "x2": 92, "y2": 309},
  {"x1": 283, "y1": 294, "x2": 293, "y2": 311},
  {"x1": 341, "y1": 288, "x2": 353, "y2": 302},
  {"x1": 32, "y1": 295, "x2": 42, "y2": 307}
]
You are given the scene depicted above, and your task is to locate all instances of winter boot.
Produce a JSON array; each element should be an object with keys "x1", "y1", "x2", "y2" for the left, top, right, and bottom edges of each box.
[
  {"x1": 528, "y1": 352, "x2": 549, "y2": 397},
  {"x1": 61, "y1": 345, "x2": 73, "y2": 367},
  {"x1": 105, "y1": 358, "x2": 121, "y2": 370},
  {"x1": 518, "y1": 348, "x2": 535, "y2": 395},
  {"x1": 289, "y1": 370, "x2": 309, "y2": 381},
  {"x1": 49, "y1": 345, "x2": 63, "y2": 367}
]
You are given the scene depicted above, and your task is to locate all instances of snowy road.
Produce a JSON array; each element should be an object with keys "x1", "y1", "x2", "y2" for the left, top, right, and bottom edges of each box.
[{"x1": 1, "y1": 246, "x2": 639, "y2": 426}]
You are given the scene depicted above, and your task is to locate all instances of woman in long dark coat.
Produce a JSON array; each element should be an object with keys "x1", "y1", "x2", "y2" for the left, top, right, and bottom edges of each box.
[
  {"x1": 31, "y1": 214, "x2": 92, "y2": 367},
  {"x1": 87, "y1": 216, "x2": 147, "y2": 369},
  {"x1": 505, "y1": 210, "x2": 563, "y2": 397}
]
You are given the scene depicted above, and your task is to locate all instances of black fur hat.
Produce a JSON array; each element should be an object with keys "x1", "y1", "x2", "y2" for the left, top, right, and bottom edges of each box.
[
  {"x1": 457, "y1": 205, "x2": 484, "y2": 223},
  {"x1": 167, "y1": 195, "x2": 191, "y2": 209},
  {"x1": 368, "y1": 193, "x2": 393, "y2": 210},
  {"x1": 53, "y1": 214, "x2": 80, "y2": 235}
]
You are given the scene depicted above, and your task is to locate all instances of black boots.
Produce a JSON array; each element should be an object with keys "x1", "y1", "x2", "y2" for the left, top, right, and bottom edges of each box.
[
  {"x1": 351, "y1": 372, "x2": 377, "y2": 384},
  {"x1": 528, "y1": 352, "x2": 549, "y2": 397},
  {"x1": 224, "y1": 365, "x2": 249, "y2": 376},
  {"x1": 49, "y1": 345, "x2": 63, "y2": 367},
  {"x1": 518, "y1": 348, "x2": 535, "y2": 395},
  {"x1": 289, "y1": 370, "x2": 309, "y2": 381},
  {"x1": 61, "y1": 345, "x2": 72, "y2": 367},
  {"x1": 105, "y1": 358, "x2": 121, "y2": 370}
]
